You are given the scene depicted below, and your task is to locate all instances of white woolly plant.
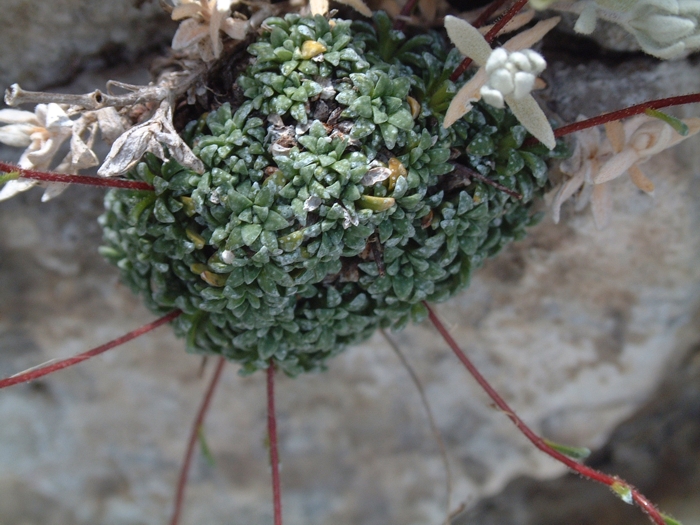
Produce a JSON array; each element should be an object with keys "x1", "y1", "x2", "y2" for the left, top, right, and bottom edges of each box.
[{"x1": 534, "y1": 0, "x2": 700, "y2": 59}]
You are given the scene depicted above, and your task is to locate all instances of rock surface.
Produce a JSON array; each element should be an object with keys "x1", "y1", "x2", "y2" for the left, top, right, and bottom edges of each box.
[
  {"x1": 1, "y1": 4, "x2": 700, "y2": 525},
  {"x1": 0, "y1": 0, "x2": 173, "y2": 93}
]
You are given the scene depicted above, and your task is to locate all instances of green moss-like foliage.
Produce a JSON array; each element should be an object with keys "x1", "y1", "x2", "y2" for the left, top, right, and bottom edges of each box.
[{"x1": 99, "y1": 12, "x2": 567, "y2": 376}]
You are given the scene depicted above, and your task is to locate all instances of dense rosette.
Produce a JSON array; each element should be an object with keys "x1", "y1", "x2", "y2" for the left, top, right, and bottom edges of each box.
[{"x1": 99, "y1": 13, "x2": 565, "y2": 375}]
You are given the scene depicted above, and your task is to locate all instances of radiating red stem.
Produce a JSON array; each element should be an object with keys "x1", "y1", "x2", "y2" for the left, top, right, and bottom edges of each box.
[
  {"x1": 394, "y1": 0, "x2": 419, "y2": 30},
  {"x1": 424, "y1": 302, "x2": 666, "y2": 525},
  {"x1": 450, "y1": 0, "x2": 529, "y2": 82},
  {"x1": 267, "y1": 360, "x2": 283, "y2": 525},
  {"x1": 0, "y1": 310, "x2": 181, "y2": 389},
  {"x1": 472, "y1": 0, "x2": 512, "y2": 28},
  {"x1": 170, "y1": 356, "x2": 227, "y2": 525},
  {"x1": 0, "y1": 161, "x2": 155, "y2": 191},
  {"x1": 553, "y1": 94, "x2": 700, "y2": 139}
]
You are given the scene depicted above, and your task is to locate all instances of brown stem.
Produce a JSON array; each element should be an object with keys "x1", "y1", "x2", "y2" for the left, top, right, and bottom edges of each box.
[
  {"x1": 522, "y1": 93, "x2": 700, "y2": 147},
  {"x1": 424, "y1": 302, "x2": 667, "y2": 525},
  {"x1": 267, "y1": 360, "x2": 283, "y2": 525},
  {"x1": 170, "y1": 357, "x2": 227, "y2": 525},
  {"x1": 0, "y1": 310, "x2": 181, "y2": 390},
  {"x1": 451, "y1": 163, "x2": 523, "y2": 200},
  {"x1": 450, "y1": 0, "x2": 529, "y2": 82},
  {"x1": 0, "y1": 161, "x2": 155, "y2": 191}
]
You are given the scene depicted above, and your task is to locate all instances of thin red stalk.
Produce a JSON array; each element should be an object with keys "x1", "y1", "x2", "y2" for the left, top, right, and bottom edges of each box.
[
  {"x1": 472, "y1": 0, "x2": 512, "y2": 28},
  {"x1": 450, "y1": 0, "x2": 529, "y2": 82},
  {"x1": 521, "y1": 93, "x2": 700, "y2": 147},
  {"x1": 170, "y1": 356, "x2": 227, "y2": 525},
  {"x1": 424, "y1": 302, "x2": 667, "y2": 525},
  {"x1": 0, "y1": 310, "x2": 181, "y2": 390},
  {"x1": 394, "y1": 0, "x2": 419, "y2": 30},
  {"x1": 553, "y1": 94, "x2": 700, "y2": 139},
  {"x1": 0, "y1": 161, "x2": 155, "y2": 191},
  {"x1": 267, "y1": 360, "x2": 283, "y2": 525}
]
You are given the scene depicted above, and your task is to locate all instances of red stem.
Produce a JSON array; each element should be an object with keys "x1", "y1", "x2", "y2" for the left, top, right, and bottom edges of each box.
[
  {"x1": 521, "y1": 93, "x2": 700, "y2": 147},
  {"x1": 553, "y1": 94, "x2": 700, "y2": 139},
  {"x1": 472, "y1": 0, "x2": 513, "y2": 28},
  {"x1": 424, "y1": 302, "x2": 667, "y2": 525},
  {"x1": 450, "y1": 0, "x2": 529, "y2": 82},
  {"x1": 170, "y1": 356, "x2": 227, "y2": 525},
  {"x1": 0, "y1": 161, "x2": 155, "y2": 191},
  {"x1": 0, "y1": 310, "x2": 181, "y2": 390},
  {"x1": 394, "y1": 0, "x2": 419, "y2": 30},
  {"x1": 267, "y1": 360, "x2": 283, "y2": 525}
]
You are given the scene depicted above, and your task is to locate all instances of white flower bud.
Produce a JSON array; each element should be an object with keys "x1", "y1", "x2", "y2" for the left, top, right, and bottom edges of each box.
[
  {"x1": 489, "y1": 68, "x2": 515, "y2": 95},
  {"x1": 484, "y1": 47, "x2": 509, "y2": 73},
  {"x1": 480, "y1": 85, "x2": 505, "y2": 108},
  {"x1": 481, "y1": 47, "x2": 546, "y2": 107},
  {"x1": 509, "y1": 51, "x2": 531, "y2": 72},
  {"x1": 523, "y1": 49, "x2": 547, "y2": 74},
  {"x1": 513, "y1": 71, "x2": 537, "y2": 99}
]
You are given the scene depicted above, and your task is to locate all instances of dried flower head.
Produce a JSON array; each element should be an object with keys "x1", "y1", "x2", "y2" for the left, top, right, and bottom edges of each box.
[
  {"x1": 0, "y1": 104, "x2": 113, "y2": 201},
  {"x1": 171, "y1": 0, "x2": 249, "y2": 60}
]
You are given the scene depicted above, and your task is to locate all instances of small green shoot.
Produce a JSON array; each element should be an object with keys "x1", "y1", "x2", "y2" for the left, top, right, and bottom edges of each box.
[
  {"x1": 645, "y1": 108, "x2": 689, "y2": 136},
  {"x1": 611, "y1": 480, "x2": 633, "y2": 504},
  {"x1": 661, "y1": 513, "x2": 684, "y2": 525},
  {"x1": 197, "y1": 425, "x2": 216, "y2": 468},
  {"x1": 0, "y1": 171, "x2": 21, "y2": 186},
  {"x1": 543, "y1": 439, "x2": 591, "y2": 461}
]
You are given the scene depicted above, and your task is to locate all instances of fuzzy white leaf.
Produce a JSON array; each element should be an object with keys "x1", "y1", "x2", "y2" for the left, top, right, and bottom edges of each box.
[
  {"x1": 443, "y1": 68, "x2": 487, "y2": 128},
  {"x1": 551, "y1": 166, "x2": 586, "y2": 224},
  {"x1": 222, "y1": 18, "x2": 247, "y2": 40},
  {"x1": 504, "y1": 94, "x2": 556, "y2": 149},
  {"x1": 444, "y1": 15, "x2": 492, "y2": 66},
  {"x1": 591, "y1": 178, "x2": 612, "y2": 230},
  {"x1": 310, "y1": 0, "x2": 329, "y2": 16},
  {"x1": 503, "y1": 17, "x2": 561, "y2": 52},
  {"x1": 172, "y1": 18, "x2": 210, "y2": 50},
  {"x1": 0, "y1": 108, "x2": 38, "y2": 125},
  {"x1": 335, "y1": 0, "x2": 372, "y2": 16},
  {"x1": 0, "y1": 179, "x2": 37, "y2": 202},
  {"x1": 594, "y1": 147, "x2": 638, "y2": 184},
  {"x1": 0, "y1": 124, "x2": 35, "y2": 147},
  {"x1": 628, "y1": 164, "x2": 655, "y2": 193}
]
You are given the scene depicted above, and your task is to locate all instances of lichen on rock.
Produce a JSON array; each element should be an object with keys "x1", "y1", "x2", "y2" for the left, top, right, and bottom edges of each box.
[{"x1": 99, "y1": 13, "x2": 565, "y2": 375}]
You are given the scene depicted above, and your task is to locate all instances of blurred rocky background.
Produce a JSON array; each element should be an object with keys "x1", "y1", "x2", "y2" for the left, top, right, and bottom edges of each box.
[{"x1": 0, "y1": 1, "x2": 699, "y2": 524}]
